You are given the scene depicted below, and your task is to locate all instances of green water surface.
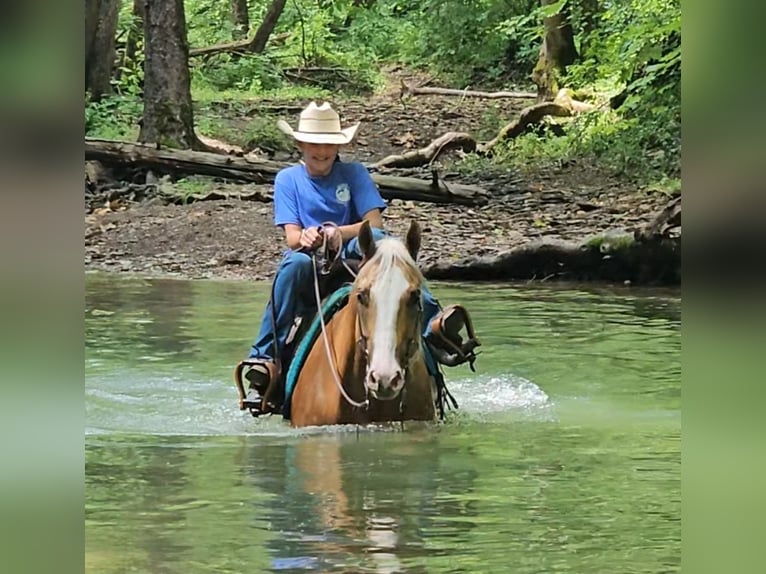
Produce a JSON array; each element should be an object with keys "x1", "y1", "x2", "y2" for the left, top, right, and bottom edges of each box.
[{"x1": 85, "y1": 274, "x2": 680, "y2": 573}]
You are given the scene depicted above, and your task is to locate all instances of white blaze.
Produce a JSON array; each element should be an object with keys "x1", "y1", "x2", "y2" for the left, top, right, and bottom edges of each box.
[{"x1": 368, "y1": 243, "x2": 409, "y2": 380}]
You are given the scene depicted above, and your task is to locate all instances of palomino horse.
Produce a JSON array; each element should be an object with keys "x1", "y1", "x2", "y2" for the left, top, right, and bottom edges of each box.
[{"x1": 289, "y1": 220, "x2": 436, "y2": 427}]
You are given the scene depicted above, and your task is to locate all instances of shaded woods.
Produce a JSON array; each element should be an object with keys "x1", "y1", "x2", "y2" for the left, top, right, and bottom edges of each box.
[{"x1": 85, "y1": 0, "x2": 680, "y2": 285}]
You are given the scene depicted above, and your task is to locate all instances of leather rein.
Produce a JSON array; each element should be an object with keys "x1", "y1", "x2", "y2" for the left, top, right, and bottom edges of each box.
[{"x1": 311, "y1": 223, "x2": 369, "y2": 410}]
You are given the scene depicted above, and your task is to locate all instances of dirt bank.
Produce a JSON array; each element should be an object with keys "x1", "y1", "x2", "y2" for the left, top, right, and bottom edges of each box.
[{"x1": 85, "y1": 76, "x2": 678, "y2": 284}]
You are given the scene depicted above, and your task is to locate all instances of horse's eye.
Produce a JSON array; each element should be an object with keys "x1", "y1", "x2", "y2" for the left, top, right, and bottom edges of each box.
[
  {"x1": 357, "y1": 289, "x2": 369, "y2": 307},
  {"x1": 409, "y1": 289, "x2": 421, "y2": 308}
]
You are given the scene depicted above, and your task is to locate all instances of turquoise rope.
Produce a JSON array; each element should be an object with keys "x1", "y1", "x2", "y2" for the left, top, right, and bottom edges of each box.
[{"x1": 283, "y1": 284, "x2": 353, "y2": 419}]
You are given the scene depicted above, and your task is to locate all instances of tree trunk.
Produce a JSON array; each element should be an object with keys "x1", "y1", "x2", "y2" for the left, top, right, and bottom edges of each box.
[
  {"x1": 531, "y1": 0, "x2": 578, "y2": 100},
  {"x1": 85, "y1": 0, "x2": 120, "y2": 101},
  {"x1": 369, "y1": 132, "x2": 477, "y2": 170},
  {"x1": 139, "y1": 0, "x2": 202, "y2": 150},
  {"x1": 231, "y1": 0, "x2": 250, "y2": 40},
  {"x1": 85, "y1": 0, "x2": 99, "y2": 60},
  {"x1": 478, "y1": 101, "x2": 573, "y2": 154},
  {"x1": 249, "y1": 0, "x2": 287, "y2": 53},
  {"x1": 422, "y1": 233, "x2": 681, "y2": 286}
]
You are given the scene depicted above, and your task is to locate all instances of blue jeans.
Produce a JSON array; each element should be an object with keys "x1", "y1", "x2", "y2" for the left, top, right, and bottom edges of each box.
[{"x1": 249, "y1": 227, "x2": 440, "y2": 360}]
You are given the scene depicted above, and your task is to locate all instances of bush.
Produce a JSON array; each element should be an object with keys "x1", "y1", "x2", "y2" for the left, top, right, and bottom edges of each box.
[{"x1": 85, "y1": 94, "x2": 142, "y2": 140}]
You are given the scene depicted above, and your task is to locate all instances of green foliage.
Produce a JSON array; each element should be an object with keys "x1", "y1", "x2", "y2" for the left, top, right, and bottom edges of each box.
[
  {"x1": 195, "y1": 114, "x2": 292, "y2": 153},
  {"x1": 487, "y1": 101, "x2": 679, "y2": 184},
  {"x1": 186, "y1": 0, "x2": 238, "y2": 47},
  {"x1": 191, "y1": 53, "x2": 284, "y2": 93},
  {"x1": 161, "y1": 176, "x2": 212, "y2": 204},
  {"x1": 85, "y1": 93, "x2": 142, "y2": 140},
  {"x1": 187, "y1": 0, "x2": 384, "y2": 96},
  {"x1": 393, "y1": 0, "x2": 539, "y2": 84},
  {"x1": 476, "y1": 0, "x2": 680, "y2": 184},
  {"x1": 645, "y1": 175, "x2": 681, "y2": 196},
  {"x1": 571, "y1": 0, "x2": 680, "y2": 181},
  {"x1": 87, "y1": 0, "x2": 680, "y2": 184},
  {"x1": 584, "y1": 231, "x2": 635, "y2": 251}
]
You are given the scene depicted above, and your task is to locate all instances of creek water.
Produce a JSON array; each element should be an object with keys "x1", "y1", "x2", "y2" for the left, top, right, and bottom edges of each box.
[{"x1": 85, "y1": 273, "x2": 680, "y2": 573}]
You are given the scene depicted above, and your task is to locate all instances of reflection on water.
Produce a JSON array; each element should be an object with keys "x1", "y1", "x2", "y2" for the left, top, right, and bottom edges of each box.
[{"x1": 85, "y1": 273, "x2": 680, "y2": 573}]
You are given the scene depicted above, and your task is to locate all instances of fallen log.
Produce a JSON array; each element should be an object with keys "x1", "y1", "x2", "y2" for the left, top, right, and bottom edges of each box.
[
  {"x1": 368, "y1": 132, "x2": 476, "y2": 170},
  {"x1": 422, "y1": 228, "x2": 681, "y2": 286},
  {"x1": 400, "y1": 80, "x2": 536, "y2": 100},
  {"x1": 478, "y1": 102, "x2": 572, "y2": 154},
  {"x1": 189, "y1": 29, "x2": 289, "y2": 58},
  {"x1": 369, "y1": 101, "x2": 575, "y2": 170},
  {"x1": 84, "y1": 138, "x2": 490, "y2": 205},
  {"x1": 190, "y1": 37, "x2": 252, "y2": 58},
  {"x1": 635, "y1": 195, "x2": 681, "y2": 241},
  {"x1": 374, "y1": 87, "x2": 601, "y2": 169},
  {"x1": 85, "y1": 138, "x2": 280, "y2": 182},
  {"x1": 368, "y1": 172, "x2": 488, "y2": 204}
]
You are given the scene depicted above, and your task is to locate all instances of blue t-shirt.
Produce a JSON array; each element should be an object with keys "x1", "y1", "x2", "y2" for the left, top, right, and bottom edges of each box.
[{"x1": 273, "y1": 160, "x2": 387, "y2": 229}]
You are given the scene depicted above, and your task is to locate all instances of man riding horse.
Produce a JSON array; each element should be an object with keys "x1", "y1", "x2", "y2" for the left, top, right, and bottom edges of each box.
[{"x1": 237, "y1": 102, "x2": 480, "y2": 416}]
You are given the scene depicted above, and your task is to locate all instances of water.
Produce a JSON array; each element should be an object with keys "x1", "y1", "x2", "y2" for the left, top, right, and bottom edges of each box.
[{"x1": 85, "y1": 273, "x2": 680, "y2": 573}]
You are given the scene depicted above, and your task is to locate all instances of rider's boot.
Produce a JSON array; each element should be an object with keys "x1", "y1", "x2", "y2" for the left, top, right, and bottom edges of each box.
[{"x1": 234, "y1": 359, "x2": 279, "y2": 417}]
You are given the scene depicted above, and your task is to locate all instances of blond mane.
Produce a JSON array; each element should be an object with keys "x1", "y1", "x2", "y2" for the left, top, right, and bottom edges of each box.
[{"x1": 355, "y1": 237, "x2": 423, "y2": 289}]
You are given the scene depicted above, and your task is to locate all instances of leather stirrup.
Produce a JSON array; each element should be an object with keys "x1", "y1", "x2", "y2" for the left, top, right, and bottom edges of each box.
[
  {"x1": 234, "y1": 359, "x2": 279, "y2": 412},
  {"x1": 426, "y1": 304, "x2": 481, "y2": 371}
]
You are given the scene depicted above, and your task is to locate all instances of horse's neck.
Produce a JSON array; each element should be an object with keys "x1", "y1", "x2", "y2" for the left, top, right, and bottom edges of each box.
[{"x1": 328, "y1": 295, "x2": 366, "y2": 389}]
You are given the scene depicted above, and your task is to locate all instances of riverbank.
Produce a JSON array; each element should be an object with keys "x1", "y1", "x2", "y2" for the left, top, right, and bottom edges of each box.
[{"x1": 84, "y1": 77, "x2": 679, "y2": 285}]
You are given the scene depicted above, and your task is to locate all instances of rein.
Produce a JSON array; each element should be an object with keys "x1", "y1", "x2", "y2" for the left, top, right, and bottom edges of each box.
[
  {"x1": 316, "y1": 221, "x2": 358, "y2": 279},
  {"x1": 310, "y1": 233, "x2": 369, "y2": 411}
]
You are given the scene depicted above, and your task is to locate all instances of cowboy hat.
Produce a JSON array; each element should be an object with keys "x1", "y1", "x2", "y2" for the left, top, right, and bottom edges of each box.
[{"x1": 277, "y1": 101, "x2": 360, "y2": 145}]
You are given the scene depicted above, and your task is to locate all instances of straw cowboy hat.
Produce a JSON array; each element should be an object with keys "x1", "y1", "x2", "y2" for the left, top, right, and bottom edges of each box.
[{"x1": 277, "y1": 102, "x2": 360, "y2": 145}]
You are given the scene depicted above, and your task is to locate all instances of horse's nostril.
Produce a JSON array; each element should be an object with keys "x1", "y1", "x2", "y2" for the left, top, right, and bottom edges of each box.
[
  {"x1": 366, "y1": 370, "x2": 379, "y2": 389},
  {"x1": 365, "y1": 367, "x2": 406, "y2": 400}
]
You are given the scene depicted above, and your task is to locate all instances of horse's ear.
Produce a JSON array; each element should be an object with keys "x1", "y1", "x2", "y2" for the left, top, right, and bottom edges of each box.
[
  {"x1": 405, "y1": 220, "x2": 421, "y2": 261},
  {"x1": 358, "y1": 220, "x2": 376, "y2": 261}
]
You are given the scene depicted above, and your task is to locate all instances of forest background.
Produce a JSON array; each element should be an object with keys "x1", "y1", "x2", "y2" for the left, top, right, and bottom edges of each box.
[
  {"x1": 86, "y1": 0, "x2": 680, "y2": 187},
  {"x1": 84, "y1": 0, "x2": 681, "y2": 284}
]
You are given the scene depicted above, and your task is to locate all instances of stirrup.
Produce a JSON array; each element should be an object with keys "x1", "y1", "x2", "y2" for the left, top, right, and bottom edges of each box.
[
  {"x1": 233, "y1": 359, "x2": 279, "y2": 416},
  {"x1": 426, "y1": 304, "x2": 481, "y2": 371}
]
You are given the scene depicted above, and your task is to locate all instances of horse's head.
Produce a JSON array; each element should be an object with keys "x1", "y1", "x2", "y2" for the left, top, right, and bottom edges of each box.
[{"x1": 353, "y1": 221, "x2": 424, "y2": 400}]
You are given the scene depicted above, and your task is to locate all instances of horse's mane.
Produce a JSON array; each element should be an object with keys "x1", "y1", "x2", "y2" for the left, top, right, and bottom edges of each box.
[{"x1": 357, "y1": 237, "x2": 424, "y2": 285}]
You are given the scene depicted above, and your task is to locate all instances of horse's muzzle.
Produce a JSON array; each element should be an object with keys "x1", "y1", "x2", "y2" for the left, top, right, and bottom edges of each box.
[{"x1": 365, "y1": 368, "x2": 404, "y2": 400}]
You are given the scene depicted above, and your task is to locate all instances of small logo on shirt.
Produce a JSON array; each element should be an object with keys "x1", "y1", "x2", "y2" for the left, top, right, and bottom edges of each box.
[{"x1": 335, "y1": 183, "x2": 351, "y2": 203}]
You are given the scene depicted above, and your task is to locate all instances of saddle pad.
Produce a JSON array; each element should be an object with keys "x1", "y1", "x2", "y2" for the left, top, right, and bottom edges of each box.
[{"x1": 283, "y1": 284, "x2": 353, "y2": 419}]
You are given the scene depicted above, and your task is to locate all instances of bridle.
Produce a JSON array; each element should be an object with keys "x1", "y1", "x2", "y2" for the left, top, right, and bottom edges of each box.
[
  {"x1": 354, "y1": 286, "x2": 423, "y2": 371},
  {"x1": 309, "y1": 226, "x2": 423, "y2": 412}
]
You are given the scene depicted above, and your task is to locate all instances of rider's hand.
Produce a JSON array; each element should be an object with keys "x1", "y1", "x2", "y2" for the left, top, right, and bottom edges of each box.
[
  {"x1": 322, "y1": 224, "x2": 342, "y2": 254},
  {"x1": 299, "y1": 226, "x2": 323, "y2": 250}
]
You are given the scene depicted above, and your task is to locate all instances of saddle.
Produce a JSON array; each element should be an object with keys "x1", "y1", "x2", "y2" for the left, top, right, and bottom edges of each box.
[
  {"x1": 234, "y1": 246, "x2": 358, "y2": 418},
  {"x1": 234, "y1": 284, "x2": 354, "y2": 418}
]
